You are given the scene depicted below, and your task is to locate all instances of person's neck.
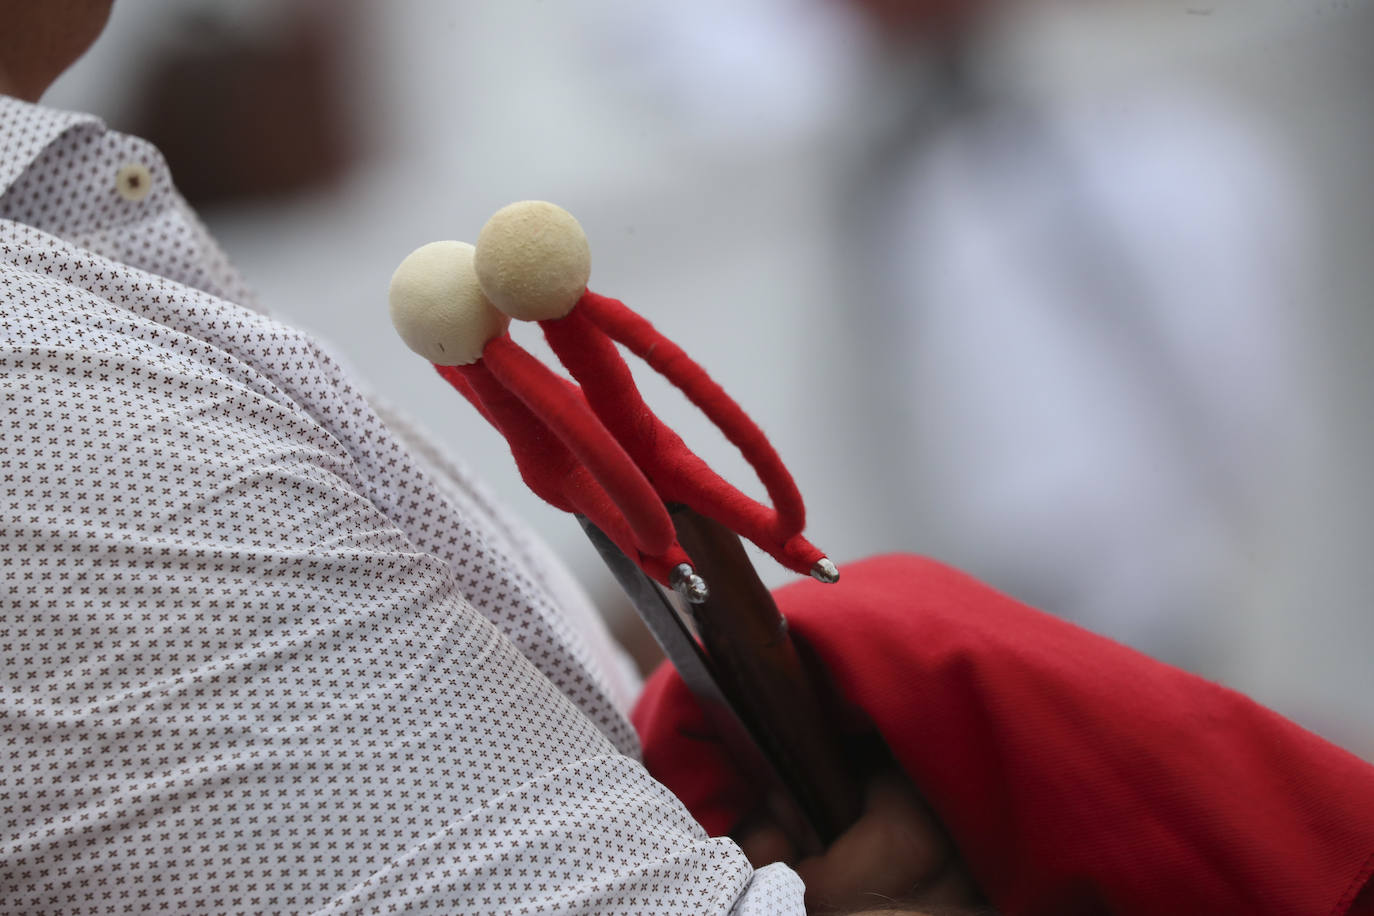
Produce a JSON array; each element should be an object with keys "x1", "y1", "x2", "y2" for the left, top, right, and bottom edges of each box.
[
  {"x1": 0, "y1": 58, "x2": 48, "y2": 102},
  {"x1": 0, "y1": 63, "x2": 33, "y2": 101}
]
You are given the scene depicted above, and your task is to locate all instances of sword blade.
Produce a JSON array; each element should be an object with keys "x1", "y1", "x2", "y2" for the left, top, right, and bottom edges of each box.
[{"x1": 577, "y1": 516, "x2": 821, "y2": 850}]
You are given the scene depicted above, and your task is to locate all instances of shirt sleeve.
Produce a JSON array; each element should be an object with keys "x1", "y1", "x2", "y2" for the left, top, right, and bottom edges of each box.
[
  {"x1": 364, "y1": 393, "x2": 645, "y2": 719},
  {"x1": 0, "y1": 244, "x2": 804, "y2": 914}
]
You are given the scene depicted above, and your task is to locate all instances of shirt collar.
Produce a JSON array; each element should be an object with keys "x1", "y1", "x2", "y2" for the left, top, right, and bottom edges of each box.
[{"x1": 0, "y1": 94, "x2": 104, "y2": 197}]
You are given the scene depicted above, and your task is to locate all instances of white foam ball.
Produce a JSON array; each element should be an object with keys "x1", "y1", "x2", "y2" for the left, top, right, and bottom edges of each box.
[
  {"x1": 474, "y1": 200, "x2": 591, "y2": 321},
  {"x1": 389, "y1": 240, "x2": 509, "y2": 365}
]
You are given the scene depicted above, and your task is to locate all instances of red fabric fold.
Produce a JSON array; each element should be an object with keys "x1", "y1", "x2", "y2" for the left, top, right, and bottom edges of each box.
[{"x1": 633, "y1": 554, "x2": 1374, "y2": 915}]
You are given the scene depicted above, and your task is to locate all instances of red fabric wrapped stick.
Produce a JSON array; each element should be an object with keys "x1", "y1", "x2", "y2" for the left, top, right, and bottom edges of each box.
[
  {"x1": 540, "y1": 294, "x2": 826, "y2": 578},
  {"x1": 434, "y1": 351, "x2": 694, "y2": 587},
  {"x1": 471, "y1": 202, "x2": 833, "y2": 583},
  {"x1": 634, "y1": 554, "x2": 1374, "y2": 916},
  {"x1": 390, "y1": 239, "x2": 696, "y2": 587}
]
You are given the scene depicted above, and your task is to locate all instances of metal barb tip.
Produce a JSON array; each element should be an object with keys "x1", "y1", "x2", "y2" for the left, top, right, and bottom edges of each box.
[
  {"x1": 810, "y1": 557, "x2": 840, "y2": 584},
  {"x1": 670, "y1": 564, "x2": 711, "y2": 604}
]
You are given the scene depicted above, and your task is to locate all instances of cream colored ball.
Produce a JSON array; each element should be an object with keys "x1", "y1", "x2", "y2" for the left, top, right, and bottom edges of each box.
[
  {"x1": 474, "y1": 200, "x2": 591, "y2": 321},
  {"x1": 389, "y1": 240, "x2": 509, "y2": 365}
]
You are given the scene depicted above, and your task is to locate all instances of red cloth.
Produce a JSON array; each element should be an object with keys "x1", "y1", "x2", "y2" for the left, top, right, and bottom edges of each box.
[{"x1": 633, "y1": 554, "x2": 1374, "y2": 915}]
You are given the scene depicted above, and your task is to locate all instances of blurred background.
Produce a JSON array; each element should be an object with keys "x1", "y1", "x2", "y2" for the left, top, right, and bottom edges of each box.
[{"x1": 45, "y1": 0, "x2": 1373, "y2": 758}]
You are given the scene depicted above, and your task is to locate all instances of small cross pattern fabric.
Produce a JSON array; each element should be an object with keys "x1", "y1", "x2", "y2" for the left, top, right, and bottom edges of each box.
[{"x1": 0, "y1": 95, "x2": 803, "y2": 915}]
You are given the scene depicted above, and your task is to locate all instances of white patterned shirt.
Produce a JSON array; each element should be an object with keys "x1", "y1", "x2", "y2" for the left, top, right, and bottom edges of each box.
[{"x1": 0, "y1": 95, "x2": 803, "y2": 915}]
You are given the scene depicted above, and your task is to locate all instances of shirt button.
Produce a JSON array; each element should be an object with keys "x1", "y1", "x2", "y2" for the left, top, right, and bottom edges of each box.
[{"x1": 115, "y1": 162, "x2": 153, "y2": 202}]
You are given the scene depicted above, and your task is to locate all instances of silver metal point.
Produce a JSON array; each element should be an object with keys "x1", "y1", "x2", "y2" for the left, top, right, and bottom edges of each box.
[
  {"x1": 810, "y1": 557, "x2": 839, "y2": 584},
  {"x1": 670, "y1": 564, "x2": 710, "y2": 604}
]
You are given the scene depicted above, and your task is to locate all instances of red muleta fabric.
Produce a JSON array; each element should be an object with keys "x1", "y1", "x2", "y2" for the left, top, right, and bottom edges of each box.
[{"x1": 633, "y1": 554, "x2": 1374, "y2": 915}]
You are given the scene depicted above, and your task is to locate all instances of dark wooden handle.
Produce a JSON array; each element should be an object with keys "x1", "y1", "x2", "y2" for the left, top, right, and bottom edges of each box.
[{"x1": 670, "y1": 506, "x2": 863, "y2": 849}]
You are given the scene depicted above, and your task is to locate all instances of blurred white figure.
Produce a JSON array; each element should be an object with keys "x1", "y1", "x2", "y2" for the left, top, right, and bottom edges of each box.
[
  {"x1": 836, "y1": 3, "x2": 1317, "y2": 683},
  {"x1": 880, "y1": 92, "x2": 1307, "y2": 667}
]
